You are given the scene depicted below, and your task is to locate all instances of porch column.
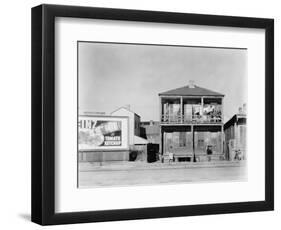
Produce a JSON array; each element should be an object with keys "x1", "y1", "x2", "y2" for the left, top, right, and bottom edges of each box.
[
  {"x1": 201, "y1": 97, "x2": 204, "y2": 116},
  {"x1": 221, "y1": 125, "x2": 224, "y2": 156},
  {"x1": 221, "y1": 97, "x2": 224, "y2": 123},
  {"x1": 159, "y1": 125, "x2": 162, "y2": 154},
  {"x1": 192, "y1": 125, "x2": 195, "y2": 162},
  {"x1": 159, "y1": 96, "x2": 162, "y2": 123},
  {"x1": 180, "y1": 96, "x2": 183, "y2": 123},
  {"x1": 161, "y1": 127, "x2": 164, "y2": 162}
]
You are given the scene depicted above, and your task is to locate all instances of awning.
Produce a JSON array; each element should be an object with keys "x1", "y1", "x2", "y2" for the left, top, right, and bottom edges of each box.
[{"x1": 134, "y1": 135, "x2": 149, "y2": 145}]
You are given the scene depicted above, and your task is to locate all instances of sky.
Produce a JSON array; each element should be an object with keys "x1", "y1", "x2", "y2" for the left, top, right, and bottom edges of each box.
[{"x1": 78, "y1": 42, "x2": 247, "y2": 122}]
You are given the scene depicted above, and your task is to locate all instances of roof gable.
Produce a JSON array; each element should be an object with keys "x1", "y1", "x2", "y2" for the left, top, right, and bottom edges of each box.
[
  {"x1": 159, "y1": 85, "x2": 224, "y2": 97},
  {"x1": 111, "y1": 106, "x2": 140, "y2": 117}
]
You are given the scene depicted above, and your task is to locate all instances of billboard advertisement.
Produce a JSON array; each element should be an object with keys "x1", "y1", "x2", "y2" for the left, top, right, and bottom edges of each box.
[{"x1": 78, "y1": 116, "x2": 129, "y2": 151}]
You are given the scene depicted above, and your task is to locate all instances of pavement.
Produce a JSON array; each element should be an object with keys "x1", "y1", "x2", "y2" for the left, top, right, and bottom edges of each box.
[
  {"x1": 78, "y1": 160, "x2": 247, "y2": 188},
  {"x1": 79, "y1": 160, "x2": 246, "y2": 171}
]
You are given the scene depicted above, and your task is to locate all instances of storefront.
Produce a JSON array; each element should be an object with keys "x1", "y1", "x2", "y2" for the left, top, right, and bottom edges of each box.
[{"x1": 161, "y1": 125, "x2": 223, "y2": 161}]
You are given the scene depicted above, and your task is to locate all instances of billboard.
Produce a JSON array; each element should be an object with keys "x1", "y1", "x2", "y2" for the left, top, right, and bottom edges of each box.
[{"x1": 78, "y1": 116, "x2": 129, "y2": 151}]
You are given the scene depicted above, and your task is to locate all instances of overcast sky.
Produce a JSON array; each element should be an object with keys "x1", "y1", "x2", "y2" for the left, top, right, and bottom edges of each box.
[{"x1": 78, "y1": 42, "x2": 247, "y2": 122}]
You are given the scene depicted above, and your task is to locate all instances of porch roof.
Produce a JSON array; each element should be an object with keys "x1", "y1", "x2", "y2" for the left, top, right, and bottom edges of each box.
[{"x1": 134, "y1": 135, "x2": 149, "y2": 145}]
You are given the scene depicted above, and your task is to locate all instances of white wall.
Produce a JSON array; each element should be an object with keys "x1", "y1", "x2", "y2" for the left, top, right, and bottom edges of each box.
[
  {"x1": 111, "y1": 108, "x2": 135, "y2": 145},
  {"x1": 0, "y1": 0, "x2": 279, "y2": 229}
]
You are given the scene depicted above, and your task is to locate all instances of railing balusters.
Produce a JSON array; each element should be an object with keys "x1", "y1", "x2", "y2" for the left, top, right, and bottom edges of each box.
[{"x1": 161, "y1": 114, "x2": 222, "y2": 124}]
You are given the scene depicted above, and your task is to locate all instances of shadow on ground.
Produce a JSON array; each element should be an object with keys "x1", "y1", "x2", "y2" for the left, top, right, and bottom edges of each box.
[{"x1": 18, "y1": 213, "x2": 31, "y2": 222}]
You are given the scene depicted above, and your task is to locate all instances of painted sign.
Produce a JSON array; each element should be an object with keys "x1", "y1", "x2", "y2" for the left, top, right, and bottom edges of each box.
[{"x1": 78, "y1": 116, "x2": 128, "y2": 150}]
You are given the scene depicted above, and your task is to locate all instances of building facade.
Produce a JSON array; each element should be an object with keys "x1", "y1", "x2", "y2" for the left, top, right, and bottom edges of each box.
[
  {"x1": 224, "y1": 109, "x2": 247, "y2": 161},
  {"x1": 111, "y1": 106, "x2": 148, "y2": 161},
  {"x1": 159, "y1": 82, "x2": 224, "y2": 161},
  {"x1": 78, "y1": 106, "x2": 149, "y2": 163},
  {"x1": 111, "y1": 106, "x2": 147, "y2": 146}
]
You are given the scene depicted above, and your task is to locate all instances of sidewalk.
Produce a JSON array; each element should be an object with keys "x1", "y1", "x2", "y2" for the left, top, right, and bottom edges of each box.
[{"x1": 79, "y1": 160, "x2": 246, "y2": 172}]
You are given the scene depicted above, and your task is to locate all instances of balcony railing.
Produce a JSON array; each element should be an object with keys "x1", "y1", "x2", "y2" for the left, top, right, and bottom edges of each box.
[{"x1": 161, "y1": 114, "x2": 222, "y2": 124}]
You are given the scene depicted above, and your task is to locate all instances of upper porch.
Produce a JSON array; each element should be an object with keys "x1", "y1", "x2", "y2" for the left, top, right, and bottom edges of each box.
[
  {"x1": 160, "y1": 96, "x2": 223, "y2": 124},
  {"x1": 159, "y1": 83, "x2": 224, "y2": 125}
]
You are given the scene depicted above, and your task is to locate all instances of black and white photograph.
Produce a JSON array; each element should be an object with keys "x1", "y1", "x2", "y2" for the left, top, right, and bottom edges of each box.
[
  {"x1": 30, "y1": 3, "x2": 274, "y2": 226},
  {"x1": 78, "y1": 42, "x2": 248, "y2": 188}
]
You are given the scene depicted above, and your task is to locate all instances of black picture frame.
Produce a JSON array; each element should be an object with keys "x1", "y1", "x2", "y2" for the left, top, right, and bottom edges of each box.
[{"x1": 31, "y1": 4, "x2": 274, "y2": 225}]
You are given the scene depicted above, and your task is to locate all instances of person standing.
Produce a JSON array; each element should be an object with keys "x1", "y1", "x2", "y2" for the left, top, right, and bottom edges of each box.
[
  {"x1": 206, "y1": 145, "x2": 213, "y2": 161},
  {"x1": 168, "y1": 146, "x2": 174, "y2": 164}
]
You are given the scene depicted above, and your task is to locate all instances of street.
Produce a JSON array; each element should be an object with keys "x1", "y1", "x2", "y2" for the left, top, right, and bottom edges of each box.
[{"x1": 78, "y1": 162, "x2": 247, "y2": 188}]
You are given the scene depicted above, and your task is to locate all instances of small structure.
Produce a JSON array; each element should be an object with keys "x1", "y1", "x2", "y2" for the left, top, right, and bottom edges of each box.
[
  {"x1": 224, "y1": 106, "x2": 247, "y2": 161},
  {"x1": 140, "y1": 120, "x2": 160, "y2": 144},
  {"x1": 111, "y1": 106, "x2": 148, "y2": 161},
  {"x1": 159, "y1": 81, "x2": 224, "y2": 162},
  {"x1": 111, "y1": 106, "x2": 148, "y2": 146},
  {"x1": 140, "y1": 121, "x2": 161, "y2": 163}
]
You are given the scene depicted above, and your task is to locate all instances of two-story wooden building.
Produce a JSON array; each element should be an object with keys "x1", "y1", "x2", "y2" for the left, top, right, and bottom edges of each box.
[{"x1": 159, "y1": 82, "x2": 224, "y2": 162}]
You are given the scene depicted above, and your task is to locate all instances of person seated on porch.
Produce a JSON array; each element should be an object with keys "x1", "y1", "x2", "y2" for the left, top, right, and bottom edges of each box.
[
  {"x1": 168, "y1": 146, "x2": 174, "y2": 163},
  {"x1": 158, "y1": 152, "x2": 162, "y2": 162},
  {"x1": 206, "y1": 145, "x2": 213, "y2": 161},
  {"x1": 234, "y1": 149, "x2": 242, "y2": 160}
]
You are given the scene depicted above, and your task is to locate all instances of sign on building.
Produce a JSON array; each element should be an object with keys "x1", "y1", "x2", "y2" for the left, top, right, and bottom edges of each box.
[{"x1": 78, "y1": 115, "x2": 129, "y2": 151}]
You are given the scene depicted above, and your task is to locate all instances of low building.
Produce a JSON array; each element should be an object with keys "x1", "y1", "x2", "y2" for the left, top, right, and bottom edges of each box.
[
  {"x1": 110, "y1": 106, "x2": 148, "y2": 146},
  {"x1": 224, "y1": 107, "x2": 247, "y2": 161},
  {"x1": 111, "y1": 106, "x2": 149, "y2": 162},
  {"x1": 78, "y1": 106, "x2": 150, "y2": 163}
]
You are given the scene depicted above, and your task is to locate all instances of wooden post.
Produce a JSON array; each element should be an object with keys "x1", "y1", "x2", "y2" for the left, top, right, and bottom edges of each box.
[
  {"x1": 180, "y1": 96, "x2": 183, "y2": 123},
  {"x1": 201, "y1": 97, "x2": 204, "y2": 120},
  {"x1": 221, "y1": 125, "x2": 224, "y2": 157},
  {"x1": 235, "y1": 121, "x2": 238, "y2": 149},
  {"x1": 159, "y1": 126, "x2": 162, "y2": 154},
  {"x1": 160, "y1": 127, "x2": 164, "y2": 163},
  {"x1": 192, "y1": 125, "x2": 196, "y2": 162},
  {"x1": 221, "y1": 97, "x2": 224, "y2": 123},
  {"x1": 201, "y1": 97, "x2": 204, "y2": 110},
  {"x1": 159, "y1": 96, "x2": 162, "y2": 123}
]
